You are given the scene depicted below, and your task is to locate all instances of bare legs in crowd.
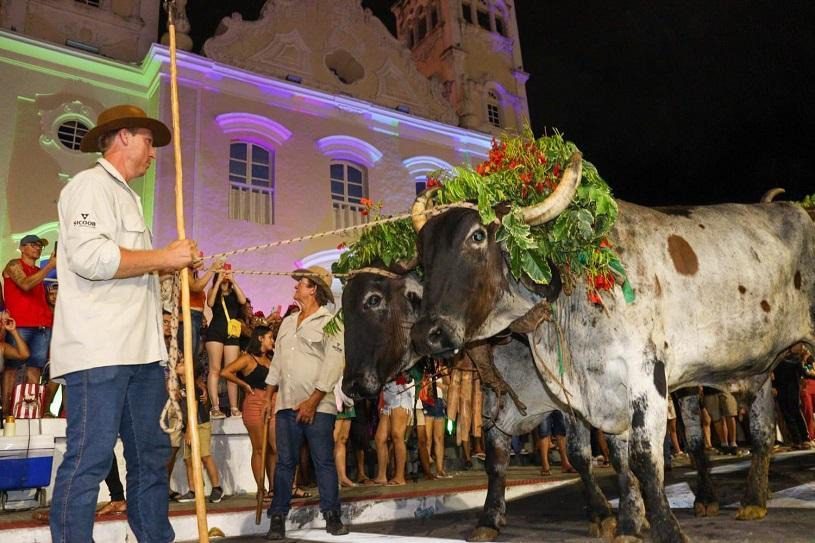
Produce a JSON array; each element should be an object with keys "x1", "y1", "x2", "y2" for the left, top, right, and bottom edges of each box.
[
  {"x1": 374, "y1": 406, "x2": 410, "y2": 485},
  {"x1": 205, "y1": 340, "x2": 240, "y2": 417},
  {"x1": 425, "y1": 412, "x2": 448, "y2": 478},
  {"x1": 334, "y1": 414, "x2": 355, "y2": 487}
]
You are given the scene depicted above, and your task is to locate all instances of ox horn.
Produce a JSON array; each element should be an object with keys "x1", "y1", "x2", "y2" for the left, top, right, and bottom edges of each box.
[
  {"x1": 411, "y1": 187, "x2": 439, "y2": 232},
  {"x1": 521, "y1": 152, "x2": 583, "y2": 226},
  {"x1": 760, "y1": 187, "x2": 785, "y2": 203},
  {"x1": 390, "y1": 255, "x2": 418, "y2": 274}
]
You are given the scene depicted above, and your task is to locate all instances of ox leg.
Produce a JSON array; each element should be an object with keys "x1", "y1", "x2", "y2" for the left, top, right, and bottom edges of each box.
[
  {"x1": 737, "y1": 375, "x2": 774, "y2": 521},
  {"x1": 628, "y1": 391, "x2": 688, "y2": 543},
  {"x1": 675, "y1": 388, "x2": 719, "y2": 517},
  {"x1": 566, "y1": 414, "x2": 617, "y2": 539},
  {"x1": 469, "y1": 423, "x2": 510, "y2": 542},
  {"x1": 606, "y1": 431, "x2": 648, "y2": 540}
]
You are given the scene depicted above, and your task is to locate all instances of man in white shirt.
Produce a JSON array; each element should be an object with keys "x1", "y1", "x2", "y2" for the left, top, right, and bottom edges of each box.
[
  {"x1": 50, "y1": 104, "x2": 200, "y2": 543},
  {"x1": 264, "y1": 266, "x2": 348, "y2": 539}
]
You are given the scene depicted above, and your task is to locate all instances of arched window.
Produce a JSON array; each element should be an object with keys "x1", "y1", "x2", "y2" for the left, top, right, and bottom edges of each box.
[
  {"x1": 330, "y1": 161, "x2": 369, "y2": 228},
  {"x1": 486, "y1": 90, "x2": 502, "y2": 128},
  {"x1": 229, "y1": 142, "x2": 275, "y2": 224}
]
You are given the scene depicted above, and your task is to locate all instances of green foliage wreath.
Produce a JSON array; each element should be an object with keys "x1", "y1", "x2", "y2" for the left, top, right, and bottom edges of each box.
[{"x1": 332, "y1": 129, "x2": 632, "y2": 306}]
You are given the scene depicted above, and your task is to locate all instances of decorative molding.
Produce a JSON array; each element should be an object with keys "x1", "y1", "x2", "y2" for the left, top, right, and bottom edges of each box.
[
  {"x1": 38, "y1": 99, "x2": 98, "y2": 181},
  {"x1": 202, "y1": 0, "x2": 457, "y2": 125},
  {"x1": 402, "y1": 155, "x2": 454, "y2": 179},
  {"x1": 215, "y1": 113, "x2": 293, "y2": 147},
  {"x1": 315, "y1": 135, "x2": 383, "y2": 168}
]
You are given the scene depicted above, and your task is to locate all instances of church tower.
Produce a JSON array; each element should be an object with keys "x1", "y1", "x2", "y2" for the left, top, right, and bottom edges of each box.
[{"x1": 391, "y1": 0, "x2": 530, "y2": 135}]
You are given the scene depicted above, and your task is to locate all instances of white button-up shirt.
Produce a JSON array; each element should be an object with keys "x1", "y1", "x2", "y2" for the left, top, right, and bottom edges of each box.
[
  {"x1": 266, "y1": 306, "x2": 344, "y2": 415},
  {"x1": 51, "y1": 159, "x2": 166, "y2": 377}
]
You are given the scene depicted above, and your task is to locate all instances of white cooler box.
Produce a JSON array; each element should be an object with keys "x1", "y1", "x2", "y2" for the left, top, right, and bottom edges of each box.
[{"x1": 0, "y1": 434, "x2": 55, "y2": 510}]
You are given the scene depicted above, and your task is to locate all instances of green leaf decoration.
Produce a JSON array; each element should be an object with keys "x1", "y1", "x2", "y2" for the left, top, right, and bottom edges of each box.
[{"x1": 331, "y1": 128, "x2": 632, "y2": 306}]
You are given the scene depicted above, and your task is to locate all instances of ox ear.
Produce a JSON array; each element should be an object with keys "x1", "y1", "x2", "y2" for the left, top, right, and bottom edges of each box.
[
  {"x1": 403, "y1": 274, "x2": 424, "y2": 305},
  {"x1": 389, "y1": 255, "x2": 418, "y2": 274},
  {"x1": 494, "y1": 201, "x2": 513, "y2": 220}
]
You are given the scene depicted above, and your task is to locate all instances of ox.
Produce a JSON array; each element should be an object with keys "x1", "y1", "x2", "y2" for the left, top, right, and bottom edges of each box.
[
  {"x1": 410, "y1": 155, "x2": 815, "y2": 542},
  {"x1": 340, "y1": 268, "x2": 646, "y2": 541}
]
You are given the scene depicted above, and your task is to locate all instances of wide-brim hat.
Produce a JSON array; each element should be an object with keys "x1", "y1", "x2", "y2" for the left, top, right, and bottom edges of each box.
[
  {"x1": 292, "y1": 266, "x2": 334, "y2": 304},
  {"x1": 80, "y1": 104, "x2": 171, "y2": 153}
]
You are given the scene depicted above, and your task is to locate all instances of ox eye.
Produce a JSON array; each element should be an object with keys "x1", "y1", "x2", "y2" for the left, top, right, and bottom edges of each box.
[
  {"x1": 471, "y1": 229, "x2": 486, "y2": 243},
  {"x1": 365, "y1": 294, "x2": 382, "y2": 308}
]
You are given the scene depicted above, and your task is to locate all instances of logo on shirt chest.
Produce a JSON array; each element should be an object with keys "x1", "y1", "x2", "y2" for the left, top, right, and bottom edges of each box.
[{"x1": 73, "y1": 212, "x2": 96, "y2": 228}]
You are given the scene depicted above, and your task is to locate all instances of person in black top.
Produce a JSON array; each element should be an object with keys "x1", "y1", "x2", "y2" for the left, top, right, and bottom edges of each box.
[
  {"x1": 221, "y1": 326, "x2": 276, "y2": 496},
  {"x1": 205, "y1": 268, "x2": 247, "y2": 418}
]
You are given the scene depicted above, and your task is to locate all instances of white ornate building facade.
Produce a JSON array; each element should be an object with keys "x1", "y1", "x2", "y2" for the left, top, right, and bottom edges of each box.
[{"x1": 0, "y1": 0, "x2": 529, "y2": 307}]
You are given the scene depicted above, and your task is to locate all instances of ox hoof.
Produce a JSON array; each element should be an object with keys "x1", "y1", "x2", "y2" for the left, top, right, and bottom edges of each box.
[
  {"x1": 736, "y1": 505, "x2": 768, "y2": 521},
  {"x1": 467, "y1": 526, "x2": 500, "y2": 542},
  {"x1": 600, "y1": 517, "x2": 618, "y2": 539},
  {"x1": 694, "y1": 501, "x2": 720, "y2": 517},
  {"x1": 588, "y1": 521, "x2": 601, "y2": 538}
]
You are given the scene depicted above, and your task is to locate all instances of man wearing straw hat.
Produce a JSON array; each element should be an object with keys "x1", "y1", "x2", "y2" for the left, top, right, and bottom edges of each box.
[
  {"x1": 50, "y1": 104, "x2": 201, "y2": 543},
  {"x1": 264, "y1": 265, "x2": 349, "y2": 539}
]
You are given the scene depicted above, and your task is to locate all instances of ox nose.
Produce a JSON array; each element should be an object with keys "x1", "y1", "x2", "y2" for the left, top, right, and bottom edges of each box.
[
  {"x1": 342, "y1": 376, "x2": 363, "y2": 400},
  {"x1": 411, "y1": 317, "x2": 458, "y2": 357}
]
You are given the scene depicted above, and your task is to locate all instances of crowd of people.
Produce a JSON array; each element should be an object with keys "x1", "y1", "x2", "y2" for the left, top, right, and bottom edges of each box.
[{"x1": 2, "y1": 105, "x2": 815, "y2": 542}]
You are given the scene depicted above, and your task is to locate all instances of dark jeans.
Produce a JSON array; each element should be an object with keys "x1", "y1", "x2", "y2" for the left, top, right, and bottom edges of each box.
[
  {"x1": 177, "y1": 309, "x2": 204, "y2": 358},
  {"x1": 269, "y1": 409, "x2": 340, "y2": 516},
  {"x1": 777, "y1": 383, "x2": 809, "y2": 444},
  {"x1": 50, "y1": 363, "x2": 173, "y2": 543}
]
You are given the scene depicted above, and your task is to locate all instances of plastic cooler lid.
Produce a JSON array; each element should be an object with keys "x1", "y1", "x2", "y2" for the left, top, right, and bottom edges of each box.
[{"x1": 0, "y1": 434, "x2": 56, "y2": 453}]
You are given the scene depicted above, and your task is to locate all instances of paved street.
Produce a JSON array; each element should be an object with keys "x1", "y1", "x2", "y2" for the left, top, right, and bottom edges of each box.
[{"x1": 225, "y1": 449, "x2": 815, "y2": 542}]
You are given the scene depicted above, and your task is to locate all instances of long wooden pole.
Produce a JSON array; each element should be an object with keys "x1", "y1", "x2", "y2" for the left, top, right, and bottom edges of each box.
[
  {"x1": 255, "y1": 412, "x2": 270, "y2": 524},
  {"x1": 166, "y1": 2, "x2": 209, "y2": 541}
]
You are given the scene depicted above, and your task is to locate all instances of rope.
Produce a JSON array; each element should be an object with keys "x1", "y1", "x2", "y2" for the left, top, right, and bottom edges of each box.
[
  {"x1": 160, "y1": 273, "x2": 183, "y2": 433},
  {"x1": 202, "y1": 201, "x2": 478, "y2": 261},
  {"x1": 221, "y1": 267, "x2": 403, "y2": 279}
]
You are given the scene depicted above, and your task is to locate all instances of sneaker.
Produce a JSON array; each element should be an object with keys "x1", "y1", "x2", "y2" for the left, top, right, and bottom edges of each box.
[
  {"x1": 209, "y1": 486, "x2": 224, "y2": 503},
  {"x1": 324, "y1": 510, "x2": 349, "y2": 536},
  {"x1": 266, "y1": 513, "x2": 286, "y2": 540},
  {"x1": 210, "y1": 408, "x2": 226, "y2": 419},
  {"x1": 176, "y1": 491, "x2": 196, "y2": 503}
]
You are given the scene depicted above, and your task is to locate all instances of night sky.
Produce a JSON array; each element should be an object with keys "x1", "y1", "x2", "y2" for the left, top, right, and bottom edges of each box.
[{"x1": 176, "y1": 1, "x2": 815, "y2": 206}]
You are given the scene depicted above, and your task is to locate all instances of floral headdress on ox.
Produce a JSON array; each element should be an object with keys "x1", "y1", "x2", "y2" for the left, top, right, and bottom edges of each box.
[{"x1": 326, "y1": 130, "x2": 634, "y2": 335}]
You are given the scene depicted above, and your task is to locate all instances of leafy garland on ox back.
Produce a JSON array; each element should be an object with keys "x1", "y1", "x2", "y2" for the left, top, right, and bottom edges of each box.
[{"x1": 331, "y1": 130, "x2": 632, "y2": 322}]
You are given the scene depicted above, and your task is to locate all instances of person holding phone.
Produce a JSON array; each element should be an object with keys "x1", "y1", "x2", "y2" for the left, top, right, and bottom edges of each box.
[
  {"x1": 206, "y1": 263, "x2": 247, "y2": 418},
  {"x1": 2, "y1": 234, "x2": 56, "y2": 414}
]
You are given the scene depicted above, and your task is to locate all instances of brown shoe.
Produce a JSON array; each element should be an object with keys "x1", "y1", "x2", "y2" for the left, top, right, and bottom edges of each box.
[{"x1": 97, "y1": 500, "x2": 127, "y2": 515}]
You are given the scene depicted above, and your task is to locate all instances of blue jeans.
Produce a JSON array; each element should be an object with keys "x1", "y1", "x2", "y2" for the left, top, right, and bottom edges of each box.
[
  {"x1": 6, "y1": 326, "x2": 51, "y2": 369},
  {"x1": 177, "y1": 309, "x2": 204, "y2": 359},
  {"x1": 269, "y1": 409, "x2": 340, "y2": 516},
  {"x1": 50, "y1": 363, "x2": 173, "y2": 543}
]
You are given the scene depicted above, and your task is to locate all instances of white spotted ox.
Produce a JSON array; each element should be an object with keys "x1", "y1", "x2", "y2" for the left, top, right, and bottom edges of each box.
[
  {"x1": 340, "y1": 269, "x2": 647, "y2": 541},
  {"x1": 410, "y1": 155, "x2": 815, "y2": 542}
]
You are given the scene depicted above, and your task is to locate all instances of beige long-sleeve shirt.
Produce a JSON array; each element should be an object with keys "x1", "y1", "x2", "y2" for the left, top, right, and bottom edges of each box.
[
  {"x1": 266, "y1": 306, "x2": 344, "y2": 415},
  {"x1": 51, "y1": 159, "x2": 166, "y2": 377}
]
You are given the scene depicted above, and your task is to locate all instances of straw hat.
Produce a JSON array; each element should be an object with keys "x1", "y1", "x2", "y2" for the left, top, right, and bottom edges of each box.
[
  {"x1": 292, "y1": 266, "x2": 334, "y2": 304},
  {"x1": 80, "y1": 104, "x2": 171, "y2": 153}
]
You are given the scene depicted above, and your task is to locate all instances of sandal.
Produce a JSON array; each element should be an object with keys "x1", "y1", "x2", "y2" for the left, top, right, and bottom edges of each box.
[
  {"x1": 540, "y1": 468, "x2": 552, "y2": 476},
  {"x1": 562, "y1": 466, "x2": 577, "y2": 474},
  {"x1": 97, "y1": 500, "x2": 127, "y2": 515},
  {"x1": 292, "y1": 487, "x2": 312, "y2": 499},
  {"x1": 230, "y1": 407, "x2": 242, "y2": 417}
]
